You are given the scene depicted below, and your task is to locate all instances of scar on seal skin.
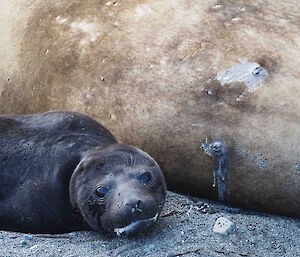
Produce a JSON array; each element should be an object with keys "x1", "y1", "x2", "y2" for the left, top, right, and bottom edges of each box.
[
  {"x1": 202, "y1": 139, "x2": 228, "y2": 202},
  {"x1": 0, "y1": 111, "x2": 167, "y2": 235}
]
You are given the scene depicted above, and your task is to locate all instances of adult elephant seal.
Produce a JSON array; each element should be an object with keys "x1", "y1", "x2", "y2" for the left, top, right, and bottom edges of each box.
[{"x1": 0, "y1": 111, "x2": 167, "y2": 235}]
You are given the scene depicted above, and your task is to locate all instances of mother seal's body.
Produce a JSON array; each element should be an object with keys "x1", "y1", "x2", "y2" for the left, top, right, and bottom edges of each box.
[{"x1": 0, "y1": 111, "x2": 167, "y2": 234}]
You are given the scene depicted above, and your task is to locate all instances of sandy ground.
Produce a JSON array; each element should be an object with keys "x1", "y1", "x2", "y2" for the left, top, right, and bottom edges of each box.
[{"x1": 1, "y1": 191, "x2": 300, "y2": 257}]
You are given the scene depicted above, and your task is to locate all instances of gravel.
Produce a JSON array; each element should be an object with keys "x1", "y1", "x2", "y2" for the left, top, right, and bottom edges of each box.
[{"x1": 1, "y1": 191, "x2": 300, "y2": 257}]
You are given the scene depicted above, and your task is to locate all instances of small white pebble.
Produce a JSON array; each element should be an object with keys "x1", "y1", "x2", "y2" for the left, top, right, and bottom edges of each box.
[
  {"x1": 213, "y1": 217, "x2": 234, "y2": 236},
  {"x1": 20, "y1": 240, "x2": 27, "y2": 246},
  {"x1": 187, "y1": 205, "x2": 193, "y2": 217},
  {"x1": 29, "y1": 244, "x2": 39, "y2": 250},
  {"x1": 106, "y1": 1, "x2": 111, "y2": 6},
  {"x1": 24, "y1": 234, "x2": 33, "y2": 240}
]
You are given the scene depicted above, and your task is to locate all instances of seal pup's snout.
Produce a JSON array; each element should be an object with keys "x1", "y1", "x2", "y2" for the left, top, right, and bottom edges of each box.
[
  {"x1": 120, "y1": 190, "x2": 158, "y2": 220},
  {"x1": 126, "y1": 199, "x2": 144, "y2": 213},
  {"x1": 110, "y1": 188, "x2": 160, "y2": 236}
]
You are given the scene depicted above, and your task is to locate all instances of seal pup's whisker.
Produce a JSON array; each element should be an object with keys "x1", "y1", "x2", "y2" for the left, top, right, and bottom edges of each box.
[
  {"x1": 114, "y1": 213, "x2": 159, "y2": 236},
  {"x1": 121, "y1": 152, "x2": 130, "y2": 166},
  {"x1": 117, "y1": 152, "x2": 127, "y2": 165},
  {"x1": 129, "y1": 153, "x2": 133, "y2": 167},
  {"x1": 133, "y1": 155, "x2": 137, "y2": 166},
  {"x1": 129, "y1": 153, "x2": 135, "y2": 167}
]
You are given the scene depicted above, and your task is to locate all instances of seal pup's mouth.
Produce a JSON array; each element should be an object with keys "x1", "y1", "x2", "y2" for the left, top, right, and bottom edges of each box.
[{"x1": 114, "y1": 213, "x2": 159, "y2": 236}]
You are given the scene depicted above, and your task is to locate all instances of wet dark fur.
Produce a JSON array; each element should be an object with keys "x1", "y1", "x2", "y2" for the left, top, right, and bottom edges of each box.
[{"x1": 0, "y1": 111, "x2": 166, "y2": 233}]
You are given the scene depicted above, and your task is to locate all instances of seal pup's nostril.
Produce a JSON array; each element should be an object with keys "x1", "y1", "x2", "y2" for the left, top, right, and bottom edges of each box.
[
  {"x1": 136, "y1": 200, "x2": 143, "y2": 212},
  {"x1": 126, "y1": 200, "x2": 144, "y2": 213}
]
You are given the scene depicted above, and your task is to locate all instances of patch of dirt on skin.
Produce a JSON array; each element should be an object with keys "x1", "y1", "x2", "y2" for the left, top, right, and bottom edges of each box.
[{"x1": 0, "y1": 191, "x2": 299, "y2": 257}]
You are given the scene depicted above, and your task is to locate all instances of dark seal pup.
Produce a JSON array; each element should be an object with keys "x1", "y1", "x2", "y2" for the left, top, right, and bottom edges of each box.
[{"x1": 0, "y1": 111, "x2": 167, "y2": 235}]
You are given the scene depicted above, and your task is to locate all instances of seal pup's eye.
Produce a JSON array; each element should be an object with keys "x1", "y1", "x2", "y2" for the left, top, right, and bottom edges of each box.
[
  {"x1": 95, "y1": 186, "x2": 110, "y2": 200},
  {"x1": 137, "y1": 172, "x2": 152, "y2": 185}
]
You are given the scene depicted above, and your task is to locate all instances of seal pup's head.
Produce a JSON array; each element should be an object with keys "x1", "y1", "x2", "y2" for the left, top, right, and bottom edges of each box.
[{"x1": 69, "y1": 144, "x2": 167, "y2": 236}]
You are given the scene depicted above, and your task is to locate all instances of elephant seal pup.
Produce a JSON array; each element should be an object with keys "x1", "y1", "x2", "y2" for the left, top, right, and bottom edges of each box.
[{"x1": 0, "y1": 111, "x2": 167, "y2": 235}]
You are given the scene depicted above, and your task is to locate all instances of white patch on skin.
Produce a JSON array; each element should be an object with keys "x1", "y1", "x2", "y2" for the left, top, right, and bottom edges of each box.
[
  {"x1": 159, "y1": 57, "x2": 168, "y2": 74},
  {"x1": 201, "y1": 138, "x2": 213, "y2": 157},
  {"x1": 135, "y1": 5, "x2": 153, "y2": 21},
  {"x1": 114, "y1": 213, "x2": 158, "y2": 236},
  {"x1": 56, "y1": 16, "x2": 68, "y2": 24},
  {"x1": 210, "y1": 50, "x2": 220, "y2": 69},
  {"x1": 216, "y1": 59, "x2": 268, "y2": 100},
  {"x1": 56, "y1": 16, "x2": 101, "y2": 44},
  {"x1": 70, "y1": 20, "x2": 100, "y2": 42}
]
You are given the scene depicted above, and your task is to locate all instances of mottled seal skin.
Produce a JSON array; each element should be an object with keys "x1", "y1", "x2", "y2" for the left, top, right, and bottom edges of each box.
[
  {"x1": 0, "y1": 0, "x2": 299, "y2": 217},
  {"x1": 0, "y1": 111, "x2": 166, "y2": 234}
]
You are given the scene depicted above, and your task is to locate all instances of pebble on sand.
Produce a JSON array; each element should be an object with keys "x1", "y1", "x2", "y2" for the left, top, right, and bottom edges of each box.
[{"x1": 213, "y1": 217, "x2": 234, "y2": 236}]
